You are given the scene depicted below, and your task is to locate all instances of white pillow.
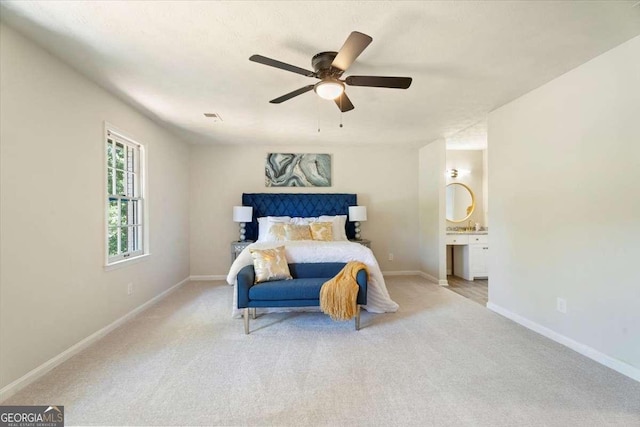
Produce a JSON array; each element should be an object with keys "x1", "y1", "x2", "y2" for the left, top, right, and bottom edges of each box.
[
  {"x1": 290, "y1": 216, "x2": 318, "y2": 226},
  {"x1": 318, "y1": 215, "x2": 348, "y2": 241},
  {"x1": 257, "y1": 216, "x2": 291, "y2": 242}
]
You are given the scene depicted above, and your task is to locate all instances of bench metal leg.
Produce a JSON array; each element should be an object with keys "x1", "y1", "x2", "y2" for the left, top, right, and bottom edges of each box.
[
  {"x1": 355, "y1": 305, "x2": 361, "y2": 331},
  {"x1": 244, "y1": 308, "x2": 249, "y2": 334},
  {"x1": 251, "y1": 307, "x2": 256, "y2": 319}
]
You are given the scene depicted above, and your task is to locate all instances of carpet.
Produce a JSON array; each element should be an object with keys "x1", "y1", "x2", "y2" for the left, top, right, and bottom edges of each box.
[{"x1": 4, "y1": 276, "x2": 639, "y2": 426}]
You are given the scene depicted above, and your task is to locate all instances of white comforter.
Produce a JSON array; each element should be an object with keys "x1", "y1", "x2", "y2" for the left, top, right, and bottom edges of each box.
[{"x1": 226, "y1": 240, "x2": 399, "y2": 318}]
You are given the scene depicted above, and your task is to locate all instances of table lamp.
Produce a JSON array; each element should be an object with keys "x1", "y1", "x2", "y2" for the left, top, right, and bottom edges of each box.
[
  {"x1": 348, "y1": 206, "x2": 367, "y2": 240},
  {"x1": 233, "y1": 206, "x2": 253, "y2": 241}
]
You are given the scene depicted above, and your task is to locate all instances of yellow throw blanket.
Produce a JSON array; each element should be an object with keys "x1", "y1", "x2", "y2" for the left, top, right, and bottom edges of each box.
[{"x1": 320, "y1": 261, "x2": 368, "y2": 321}]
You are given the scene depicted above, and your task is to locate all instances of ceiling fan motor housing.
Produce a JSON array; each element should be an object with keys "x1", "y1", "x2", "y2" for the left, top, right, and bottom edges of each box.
[{"x1": 312, "y1": 51, "x2": 340, "y2": 77}]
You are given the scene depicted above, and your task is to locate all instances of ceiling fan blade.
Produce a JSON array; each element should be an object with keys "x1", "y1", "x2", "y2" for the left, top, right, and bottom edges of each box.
[
  {"x1": 345, "y1": 75, "x2": 412, "y2": 89},
  {"x1": 250, "y1": 55, "x2": 315, "y2": 77},
  {"x1": 334, "y1": 92, "x2": 355, "y2": 112},
  {"x1": 269, "y1": 85, "x2": 315, "y2": 104},
  {"x1": 331, "y1": 31, "x2": 373, "y2": 72}
]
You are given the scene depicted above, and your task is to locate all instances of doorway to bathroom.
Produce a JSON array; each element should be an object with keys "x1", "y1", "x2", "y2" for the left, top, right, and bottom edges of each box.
[{"x1": 444, "y1": 123, "x2": 489, "y2": 306}]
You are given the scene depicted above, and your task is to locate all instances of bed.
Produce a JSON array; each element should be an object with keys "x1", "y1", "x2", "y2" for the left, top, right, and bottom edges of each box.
[{"x1": 226, "y1": 193, "x2": 399, "y2": 318}]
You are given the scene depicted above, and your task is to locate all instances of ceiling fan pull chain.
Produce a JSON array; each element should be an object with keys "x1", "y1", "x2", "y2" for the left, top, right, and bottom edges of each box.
[
  {"x1": 340, "y1": 96, "x2": 344, "y2": 128},
  {"x1": 317, "y1": 96, "x2": 321, "y2": 133}
]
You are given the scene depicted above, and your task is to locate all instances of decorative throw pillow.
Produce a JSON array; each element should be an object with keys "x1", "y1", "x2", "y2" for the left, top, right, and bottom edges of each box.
[
  {"x1": 257, "y1": 216, "x2": 291, "y2": 242},
  {"x1": 318, "y1": 215, "x2": 348, "y2": 241},
  {"x1": 268, "y1": 223, "x2": 286, "y2": 241},
  {"x1": 284, "y1": 224, "x2": 312, "y2": 240},
  {"x1": 250, "y1": 246, "x2": 292, "y2": 283},
  {"x1": 309, "y1": 222, "x2": 334, "y2": 241}
]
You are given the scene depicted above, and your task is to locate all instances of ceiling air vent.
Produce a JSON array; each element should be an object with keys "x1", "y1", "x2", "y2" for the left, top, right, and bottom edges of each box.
[{"x1": 204, "y1": 113, "x2": 223, "y2": 122}]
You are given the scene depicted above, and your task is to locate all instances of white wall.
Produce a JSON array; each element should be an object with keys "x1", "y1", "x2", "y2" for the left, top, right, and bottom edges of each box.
[
  {"x1": 488, "y1": 36, "x2": 640, "y2": 374},
  {"x1": 189, "y1": 144, "x2": 420, "y2": 276},
  {"x1": 418, "y1": 140, "x2": 446, "y2": 283},
  {"x1": 482, "y1": 148, "x2": 489, "y2": 227},
  {"x1": 0, "y1": 24, "x2": 190, "y2": 390}
]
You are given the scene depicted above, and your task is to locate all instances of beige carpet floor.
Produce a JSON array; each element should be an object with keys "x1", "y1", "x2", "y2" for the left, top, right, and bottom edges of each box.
[{"x1": 4, "y1": 277, "x2": 640, "y2": 426}]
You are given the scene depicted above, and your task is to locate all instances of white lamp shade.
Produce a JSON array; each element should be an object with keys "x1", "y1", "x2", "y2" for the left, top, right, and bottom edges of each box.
[
  {"x1": 348, "y1": 206, "x2": 367, "y2": 222},
  {"x1": 233, "y1": 206, "x2": 253, "y2": 222},
  {"x1": 314, "y1": 80, "x2": 345, "y2": 100}
]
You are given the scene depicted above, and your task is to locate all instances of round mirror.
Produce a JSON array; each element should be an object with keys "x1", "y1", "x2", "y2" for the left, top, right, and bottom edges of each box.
[{"x1": 446, "y1": 183, "x2": 475, "y2": 223}]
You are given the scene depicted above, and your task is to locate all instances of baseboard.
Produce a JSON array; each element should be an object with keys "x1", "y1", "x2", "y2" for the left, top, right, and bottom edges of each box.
[
  {"x1": 418, "y1": 271, "x2": 437, "y2": 283},
  {"x1": 381, "y1": 270, "x2": 422, "y2": 277},
  {"x1": 487, "y1": 302, "x2": 640, "y2": 383},
  {"x1": 416, "y1": 271, "x2": 448, "y2": 286},
  {"x1": 0, "y1": 277, "x2": 190, "y2": 402},
  {"x1": 190, "y1": 275, "x2": 227, "y2": 281}
]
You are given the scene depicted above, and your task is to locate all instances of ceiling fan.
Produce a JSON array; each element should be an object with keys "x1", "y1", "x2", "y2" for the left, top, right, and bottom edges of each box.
[{"x1": 249, "y1": 31, "x2": 412, "y2": 112}]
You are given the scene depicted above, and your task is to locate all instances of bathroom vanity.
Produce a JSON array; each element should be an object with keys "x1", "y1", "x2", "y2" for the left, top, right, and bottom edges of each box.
[
  {"x1": 446, "y1": 232, "x2": 488, "y2": 280},
  {"x1": 445, "y1": 181, "x2": 488, "y2": 281}
]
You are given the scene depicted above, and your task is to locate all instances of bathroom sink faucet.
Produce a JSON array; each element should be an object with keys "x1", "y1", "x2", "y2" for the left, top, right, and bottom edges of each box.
[{"x1": 468, "y1": 220, "x2": 473, "y2": 232}]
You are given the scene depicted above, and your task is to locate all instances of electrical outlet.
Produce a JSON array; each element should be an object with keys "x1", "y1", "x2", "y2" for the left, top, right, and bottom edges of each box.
[
  {"x1": 556, "y1": 297, "x2": 567, "y2": 314},
  {"x1": 127, "y1": 283, "x2": 134, "y2": 295},
  {"x1": 388, "y1": 253, "x2": 394, "y2": 261}
]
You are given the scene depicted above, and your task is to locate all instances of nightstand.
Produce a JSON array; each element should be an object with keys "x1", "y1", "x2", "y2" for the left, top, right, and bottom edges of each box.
[
  {"x1": 231, "y1": 240, "x2": 254, "y2": 263},
  {"x1": 349, "y1": 239, "x2": 371, "y2": 248}
]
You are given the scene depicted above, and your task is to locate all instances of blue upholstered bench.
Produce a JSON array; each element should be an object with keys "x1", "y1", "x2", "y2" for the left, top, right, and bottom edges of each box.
[{"x1": 237, "y1": 262, "x2": 368, "y2": 334}]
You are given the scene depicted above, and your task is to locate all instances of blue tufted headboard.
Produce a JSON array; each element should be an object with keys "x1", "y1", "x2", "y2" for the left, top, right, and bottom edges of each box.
[{"x1": 242, "y1": 193, "x2": 357, "y2": 240}]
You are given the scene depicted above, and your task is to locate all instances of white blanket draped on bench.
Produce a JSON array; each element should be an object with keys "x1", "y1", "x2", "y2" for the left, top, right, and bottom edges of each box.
[{"x1": 227, "y1": 240, "x2": 399, "y2": 318}]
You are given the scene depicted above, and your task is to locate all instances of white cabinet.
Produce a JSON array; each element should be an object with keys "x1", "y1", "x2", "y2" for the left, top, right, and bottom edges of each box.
[
  {"x1": 469, "y1": 244, "x2": 489, "y2": 279},
  {"x1": 446, "y1": 234, "x2": 469, "y2": 245},
  {"x1": 450, "y1": 234, "x2": 488, "y2": 280},
  {"x1": 468, "y1": 234, "x2": 488, "y2": 245}
]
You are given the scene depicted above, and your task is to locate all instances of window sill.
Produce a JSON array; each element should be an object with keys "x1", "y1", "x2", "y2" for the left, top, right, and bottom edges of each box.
[{"x1": 105, "y1": 253, "x2": 151, "y2": 271}]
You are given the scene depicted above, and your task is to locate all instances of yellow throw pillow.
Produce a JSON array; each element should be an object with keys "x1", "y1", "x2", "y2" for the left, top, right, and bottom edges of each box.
[
  {"x1": 250, "y1": 246, "x2": 292, "y2": 283},
  {"x1": 309, "y1": 222, "x2": 334, "y2": 241},
  {"x1": 284, "y1": 224, "x2": 312, "y2": 241},
  {"x1": 268, "y1": 223, "x2": 286, "y2": 241}
]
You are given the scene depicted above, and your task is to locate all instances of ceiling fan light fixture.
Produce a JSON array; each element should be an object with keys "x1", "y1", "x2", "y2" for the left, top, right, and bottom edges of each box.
[
  {"x1": 314, "y1": 80, "x2": 344, "y2": 100},
  {"x1": 251, "y1": 31, "x2": 412, "y2": 111}
]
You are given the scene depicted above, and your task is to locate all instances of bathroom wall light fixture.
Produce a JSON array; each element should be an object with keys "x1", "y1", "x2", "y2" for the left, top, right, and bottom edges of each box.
[{"x1": 447, "y1": 168, "x2": 471, "y2": 179}]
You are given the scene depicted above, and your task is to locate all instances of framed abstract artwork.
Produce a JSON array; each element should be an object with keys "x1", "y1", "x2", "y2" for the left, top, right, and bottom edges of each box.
[{"x1": 265, "y1": 153, "x2": 331, "y2": 187}]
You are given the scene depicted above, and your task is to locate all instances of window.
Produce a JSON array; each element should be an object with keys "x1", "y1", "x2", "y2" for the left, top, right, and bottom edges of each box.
[{"x1": 106, "y1": 127, "x2": 146, "y2": 264}]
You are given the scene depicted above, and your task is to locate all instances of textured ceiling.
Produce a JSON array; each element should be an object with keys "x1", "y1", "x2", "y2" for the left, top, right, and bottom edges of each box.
[
  {"x1": 1, "y1": 1, "x2": 639, "y2": 147},
  {"x1": 446, "y1": 121, "x2": 488, "y2": 151}
]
